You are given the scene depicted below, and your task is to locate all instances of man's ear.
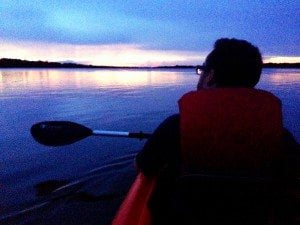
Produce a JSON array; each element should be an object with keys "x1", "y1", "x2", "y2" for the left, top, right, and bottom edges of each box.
[{"x1": 207, "y1": 70, "x2": 216, "y2": 87}]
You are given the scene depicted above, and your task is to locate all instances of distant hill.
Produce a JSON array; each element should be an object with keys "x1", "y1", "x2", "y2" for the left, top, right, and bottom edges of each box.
[
  {"x1": 0, "y1": 58, "x2": 299, "y2": 69},
  {"x1": 0, "y1": 58, "x2": 197, "y2": 69},
  {"x1": 0, "y1": 58, "x2": 99, "y2": 68},
  {"x1": 263, "y1": 62, "x2": 300, "y2": 68}
]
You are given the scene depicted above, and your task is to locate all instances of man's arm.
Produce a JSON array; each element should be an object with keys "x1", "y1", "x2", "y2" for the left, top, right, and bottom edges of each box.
[{"x1": 135, "y1": 114, "x2": 180, "y2": 177}]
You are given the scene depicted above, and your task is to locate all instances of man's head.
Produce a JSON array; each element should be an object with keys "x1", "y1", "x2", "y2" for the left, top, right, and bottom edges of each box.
[{"x1": 197, "y1": 38, "x2": 263, "y2": 90}]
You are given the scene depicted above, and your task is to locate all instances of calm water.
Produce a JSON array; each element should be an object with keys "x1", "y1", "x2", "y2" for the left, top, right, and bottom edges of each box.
[{"x1": 0, "y1": 68, "x2": 299, "y2": 224}]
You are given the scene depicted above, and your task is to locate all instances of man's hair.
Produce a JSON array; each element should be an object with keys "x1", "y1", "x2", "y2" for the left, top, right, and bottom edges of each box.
[{"x1": 205, "y1": 38, "x2": 263, "y2": 87}]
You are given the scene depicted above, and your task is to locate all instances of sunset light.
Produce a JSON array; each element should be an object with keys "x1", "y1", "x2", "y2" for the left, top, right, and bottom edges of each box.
[
  {"x1": 1, "y1": 1, "x2": 298, "y2": 66},
  {"x1": 264, "y1": 56, "x2": 300, "y2": 64},
  {"x1": 1, "y1": 40, "x2": 298, "y2": 66},
  {"x1": 0, "y1": 40, "x2": 205, "y2": 67}
]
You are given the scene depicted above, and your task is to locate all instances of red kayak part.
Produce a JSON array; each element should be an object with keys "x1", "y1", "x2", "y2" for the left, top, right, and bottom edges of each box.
[
  {"x1": 112, "y1": 173, "x2": 156, "y2": 225},
  {"x1": 179, "y1": 88, "x2": 283, "y2": 175}
]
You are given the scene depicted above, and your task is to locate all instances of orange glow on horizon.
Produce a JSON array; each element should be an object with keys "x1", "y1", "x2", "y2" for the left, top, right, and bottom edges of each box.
[
  {"x1": 0, "y1": 40, "x2": 299, "y2": 66},
  {"x1": 0, "y1": 40, "x2": 205, "y2": 67},
  {"x1": 264, "y1": 56, "x2": 300, "y2": 64}
]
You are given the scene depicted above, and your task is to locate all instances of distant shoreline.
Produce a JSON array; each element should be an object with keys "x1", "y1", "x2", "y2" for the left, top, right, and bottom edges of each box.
[{"x1": 0, "y1": 58, "x2": 299, "y2": 69}]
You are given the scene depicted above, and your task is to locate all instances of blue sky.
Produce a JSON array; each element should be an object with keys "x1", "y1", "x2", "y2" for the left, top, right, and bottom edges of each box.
[{"x1": 0, "y1": 0, "x2": 299, "y2": 66}]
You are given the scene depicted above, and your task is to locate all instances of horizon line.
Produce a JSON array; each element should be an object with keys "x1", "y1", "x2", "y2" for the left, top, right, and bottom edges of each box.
[{"x1": 1, "y1": 58, "x2": 300, "y2": 69}]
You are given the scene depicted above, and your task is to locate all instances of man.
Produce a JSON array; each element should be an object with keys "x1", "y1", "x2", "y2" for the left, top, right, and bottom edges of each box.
[{"x1": 135, "y1": 38, "x2": 299, "y2": 224}]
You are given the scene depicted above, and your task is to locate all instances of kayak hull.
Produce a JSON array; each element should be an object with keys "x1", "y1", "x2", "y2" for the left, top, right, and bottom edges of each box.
[{"x1": 112, "y1": 173, "x2": 156, "y2": 225}]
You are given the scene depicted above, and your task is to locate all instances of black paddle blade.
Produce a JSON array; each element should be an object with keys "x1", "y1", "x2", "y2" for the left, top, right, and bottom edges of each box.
[{"x1": 31, "y1": 121, "x2": 93, "y2": 146}]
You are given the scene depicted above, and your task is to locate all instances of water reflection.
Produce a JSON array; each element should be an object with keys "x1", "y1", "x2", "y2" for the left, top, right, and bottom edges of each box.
[
  {"x1": 0, "y1": 69, "x2": 195, "y2": 95},
  {"x1": 260, "y1": 69, "x2": 300, "y2": 86},
  {"x1": 0, "y1": 68, "x2": 299, "y2": 224}
]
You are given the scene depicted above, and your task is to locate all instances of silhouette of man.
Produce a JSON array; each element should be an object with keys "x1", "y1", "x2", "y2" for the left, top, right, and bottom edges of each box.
[{"x1": 135, "y1": 38, "x2": 299, "y2": 225}]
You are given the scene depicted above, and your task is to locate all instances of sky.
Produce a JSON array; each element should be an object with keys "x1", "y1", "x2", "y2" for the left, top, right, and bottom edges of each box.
[{"x1": 0, "y1": 0, "x2": 299, "y2": 66}]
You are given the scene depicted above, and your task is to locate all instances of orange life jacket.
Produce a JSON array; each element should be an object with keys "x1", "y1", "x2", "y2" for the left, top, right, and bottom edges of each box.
[{"x1": 179, "y1": 88, "x2": 283, "y2": 176}]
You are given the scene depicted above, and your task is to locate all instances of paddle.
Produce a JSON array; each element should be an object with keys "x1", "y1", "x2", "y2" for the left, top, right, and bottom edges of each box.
[{"x1": 31, "y1": 121, "x2": 152, "y2": 147}]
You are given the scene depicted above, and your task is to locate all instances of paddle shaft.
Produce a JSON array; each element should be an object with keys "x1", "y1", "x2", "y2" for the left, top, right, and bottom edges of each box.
[{"x1": 92, "y1": 130, "x2": 151, "y2": 139}]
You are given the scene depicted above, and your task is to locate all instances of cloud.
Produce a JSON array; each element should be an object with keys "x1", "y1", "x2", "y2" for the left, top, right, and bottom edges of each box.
[
  {"x1": 0, "y1": 5, "x2": 133, "y2": 45},
  {"x1": 0, "y1": 40, "x2": 206, "y2": 66},
  {"x1": 0, "y1": 0, "x2": 299, "y2": 58}
]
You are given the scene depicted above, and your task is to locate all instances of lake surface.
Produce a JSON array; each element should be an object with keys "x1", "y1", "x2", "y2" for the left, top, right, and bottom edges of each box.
[{"x1": 0, "y1": 68, "x2": 299, "y2": 224}]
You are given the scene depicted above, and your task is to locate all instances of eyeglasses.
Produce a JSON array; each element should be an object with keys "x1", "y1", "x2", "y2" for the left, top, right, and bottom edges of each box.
[{"x1": 195, "y1": 64, "x2": 209, "y2": 75}]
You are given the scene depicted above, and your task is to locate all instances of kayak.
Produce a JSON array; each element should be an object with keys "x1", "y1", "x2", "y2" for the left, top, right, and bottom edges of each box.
[{"x1": 112, "y1": 173, "x2": 156, "y2": 225}]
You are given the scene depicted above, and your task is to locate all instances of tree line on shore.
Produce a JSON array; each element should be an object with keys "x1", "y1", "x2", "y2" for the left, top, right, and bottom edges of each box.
[{"x1": 0, "y1": 58, "x2": 299, "y2": 69}]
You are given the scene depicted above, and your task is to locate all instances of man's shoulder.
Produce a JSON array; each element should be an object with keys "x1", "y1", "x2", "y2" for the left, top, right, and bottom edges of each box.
[
  {"x1": 163, "y1": 113, "x2": 180, "y2": 123},
  {"x1": 157, "y1": 114, "x2": 180, "y2": 130},
  {"x1": 146, "y1": 114, "x2": 180, "y2": 141}
]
